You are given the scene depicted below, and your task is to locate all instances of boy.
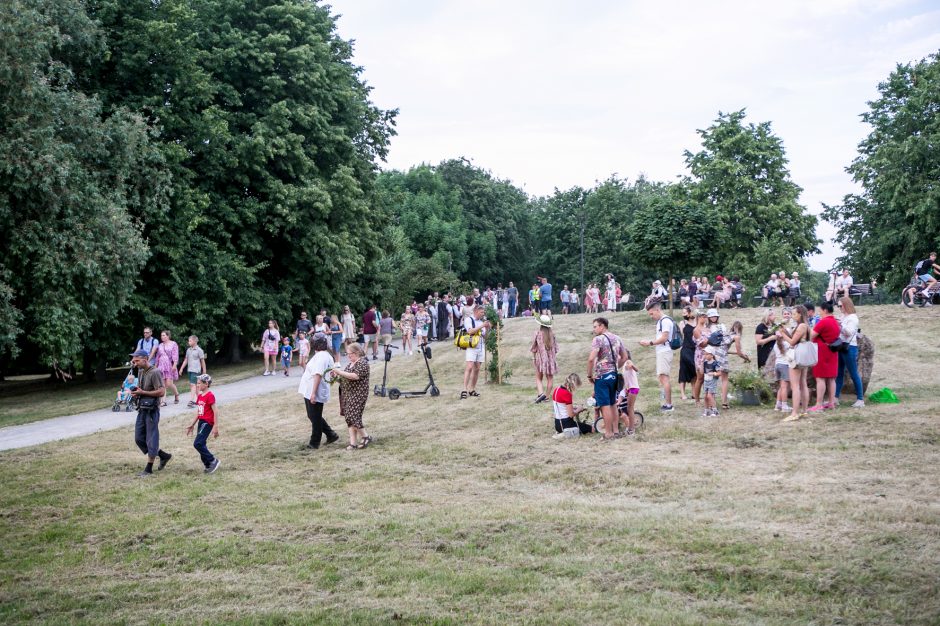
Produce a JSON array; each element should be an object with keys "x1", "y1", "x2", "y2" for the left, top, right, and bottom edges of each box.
[
  {"x1": 280, "y1": 336, "x2": 293, "y2": 376},
  {"x1": 178, "y1": 335, "x2": 207, "y2": 408},
  {"x1": 702, "y1": 347, "x2": 720, "y2": 417},
  {"x1": 185, "y1": 374, "x2": 220, "y2": 474}
]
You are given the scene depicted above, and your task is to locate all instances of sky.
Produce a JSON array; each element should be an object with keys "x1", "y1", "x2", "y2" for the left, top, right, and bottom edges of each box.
[{"x1": 326, "y1": 0, "x2": 940, "y2": 271}]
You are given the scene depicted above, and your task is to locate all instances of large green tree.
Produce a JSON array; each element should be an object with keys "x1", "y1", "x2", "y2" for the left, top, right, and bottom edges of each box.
[
  {"x1": 685, "y1": 110, "x2": 819, "y2": 285},
  {"x1": 822, "y1": 51, "x2": 940, "y2": 291},
  {"x1": 0, "y1": 0, "x2": 165, "y2": 376},
  {"x1": 84, "y1": 0, "x2": 396, "y2": 360}
]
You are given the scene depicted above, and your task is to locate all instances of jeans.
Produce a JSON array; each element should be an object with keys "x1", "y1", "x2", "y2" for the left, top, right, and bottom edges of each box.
[
  {"x1": 304, "y1": 398, "x2": 336, "y2": 447},
  {"x1": 508, "y1": 298, "x2": 517, "y2": 317},
  {"x1": 193, "y1": 419, "x2": 216, "y2": 467},
  {"x1": 835, "y1": 345, "x2": 863, "y2": 400}
]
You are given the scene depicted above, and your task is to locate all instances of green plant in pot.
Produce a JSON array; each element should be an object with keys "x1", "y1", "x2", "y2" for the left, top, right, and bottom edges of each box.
[{"x1": 730, "y1": 368, "x2": 773, "y2": 406}]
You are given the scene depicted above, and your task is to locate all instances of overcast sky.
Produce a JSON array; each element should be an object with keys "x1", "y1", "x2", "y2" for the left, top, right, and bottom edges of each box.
[{"x1": 327, "y1": 0, "x2": 940, "y2": 271}]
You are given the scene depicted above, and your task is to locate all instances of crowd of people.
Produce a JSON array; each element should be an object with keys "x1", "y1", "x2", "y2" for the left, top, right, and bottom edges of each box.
[{"x1": 122, "y1": 268, "x2": 881, "y2": 475}]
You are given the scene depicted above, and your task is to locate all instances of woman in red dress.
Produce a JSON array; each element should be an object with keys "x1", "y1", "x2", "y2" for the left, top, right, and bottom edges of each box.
[{"x1": 810, "y1": 301, "x2": 840, "y2": 411}]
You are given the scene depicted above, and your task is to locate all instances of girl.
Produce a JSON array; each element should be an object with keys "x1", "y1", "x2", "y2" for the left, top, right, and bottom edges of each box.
[
  {"x1": 261, "y1": 320, "x2": 280, "y2": 376},
  {"x1": 297, "y1": 331, "x2": 310, "y2": 370},
  {"x1": 329, "y1": 315, "x2": 344, "y2": 359},
  {"x1": 552, "y1": 373, "x2": 586, "y2": 440},
  {"x1": 773, "y1": 329, "x2": 791, "y2": 413},
  {"x1": 778, "y1": 305, "x2": 811, "y2": 422},
  {"x1": 153, "y1": 330, "x2": 180, "y2": 405},
  {"x1": 530, "y1": 315, "x2": 558, "y2": 404},
  {"x1": 400, "y1": 305, "x2": 416, "y2": 355},
  {"x1": 341, "y1": 306, "x2": 356, "y2": 348},
  {"x1": 617, "y1": 350, "x2": 640, "y2": 434}
]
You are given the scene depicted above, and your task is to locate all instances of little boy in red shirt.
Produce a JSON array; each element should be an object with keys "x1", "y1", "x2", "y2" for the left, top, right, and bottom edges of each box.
[{"x1": 185, "y1": 374, "x2": 220, "y2": 473}]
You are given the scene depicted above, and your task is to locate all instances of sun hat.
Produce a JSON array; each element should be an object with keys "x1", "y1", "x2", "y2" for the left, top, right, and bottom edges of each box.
[
  {"x1": 706, "y1": 308, "x2": 719, "y2": 318},
  {"x1": 791, "y1": 272, "x2": 799, "y2": 277},
  {"x1": 537, "y1": 314, "x2": 553, "y2": 327},
  {"x1": 704, "y1": 346, "x2": 716, "y2": 355}
]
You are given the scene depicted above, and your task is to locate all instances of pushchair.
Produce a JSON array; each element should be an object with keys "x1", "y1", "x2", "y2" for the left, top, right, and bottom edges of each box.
[{"x1": 112, "y1": 368, "x2": 139, "y2": 412}]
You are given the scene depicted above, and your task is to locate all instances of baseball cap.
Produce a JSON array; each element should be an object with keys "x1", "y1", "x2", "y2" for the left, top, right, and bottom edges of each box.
[
  {"x1": 197, "y1": 374, "x2": 212, "y2": 385},
  {"x1": 129, "y1": 349, "x2": 150, "y2": 358}
]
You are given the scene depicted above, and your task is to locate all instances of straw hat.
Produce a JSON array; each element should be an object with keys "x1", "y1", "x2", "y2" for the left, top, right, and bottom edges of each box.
[{"x1": 537, "y1": 314, "x2": 553, "y2": 327}]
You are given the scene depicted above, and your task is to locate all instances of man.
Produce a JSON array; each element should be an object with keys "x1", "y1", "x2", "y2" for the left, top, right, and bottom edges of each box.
[
  {"x1": 538, "y1": 277, "x2": 553, "y2": 314},
  {"x1": 560, "y1": 285, "x2": 571, "y2": 314},
  {"x1": 129, "y1": 349, "x2": 171, "y2": 477},
  {"x1": 835, "y1": 268, "x2": 854, "y2": 301},
  {"x1": 915, "y1": 252, "x2": 939, "y2": 305},
  {"x1": 135, "y1": 327, "x2": 158, "y2": 365},
  {"x1": 506, "y1": 282, "x2": 519, "y2": 318},
  {"x1": 298, "y1": 336, "x2": 339, "y2": 449},
  {"x1": 639, "y1": 302, "x2": 675, "y2": 412},
  {"x1": 436, "y1": 295, "x2": 450, "y2": 341},
  {"x1": 361, "y1": 304, "x2": 379, "y2": 360},
  {"x1": 461, "y1": 305, "x2": 492, "y2": 399},
  {"x1": 587, "y1": 317, "x2": 628, "y2": 439},
  {"x1": 294, "y1": 311, "x2": 313, "y2": 339}
]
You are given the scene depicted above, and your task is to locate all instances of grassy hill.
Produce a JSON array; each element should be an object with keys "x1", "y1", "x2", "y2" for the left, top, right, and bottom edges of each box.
[{"x1": 1, "y1": 305, "x2": 938, "y2": 624}]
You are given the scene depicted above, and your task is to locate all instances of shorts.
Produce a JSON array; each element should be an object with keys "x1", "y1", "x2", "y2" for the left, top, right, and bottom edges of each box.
[
  {"x1": 775, "y1": 364, "x2": 790, "y2": 382},
  {"x1": 593, "y1": 372, "x2": 617, "y2": 407},
  {"x1": 282, "y1": 358, "x2": 291, "y2": 368},
  {"x1": 188, "y1": 371, "x2": 200, "y2": 384},
  {"x1": 465, "y1": 346, "x2": 485, "y2": 363},
  {"x1": 380, "y1": 333, "x2": 392, "y2": 346},
  {"x1": 656, "y1": 350, "x2": 673, "y2": 376},
  {"x1": 265, "y1": 349, "x2": 278, "y2": 356},
  {"x1": 919, "y1": 274, "x2": 934, "y2": 283},
  {"x1": 363, "y1": 334, "x2": 376, "y2": 343},
  {"x1": 703, "y1": 378, "x2": 718, "y2": 394}
]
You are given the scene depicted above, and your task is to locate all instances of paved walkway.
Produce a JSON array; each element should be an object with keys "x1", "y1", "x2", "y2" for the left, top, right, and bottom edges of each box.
[{"x1": 0, "y1": 336, "x2": 424, "y2": 452}]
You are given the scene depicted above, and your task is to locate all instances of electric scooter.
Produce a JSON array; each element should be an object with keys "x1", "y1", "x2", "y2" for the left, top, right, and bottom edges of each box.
[
  {"x1": 376, "y1": 342, "x2": 440, "y2": 400},
  {"x1": 373, "y1": 343, "x2": 398, "y2": 397}
]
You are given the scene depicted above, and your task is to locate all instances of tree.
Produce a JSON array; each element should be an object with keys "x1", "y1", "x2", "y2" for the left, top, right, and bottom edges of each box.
[
  {"x1": 625, "y1": 184, "x2": 720, "y2": 315},
  {"x1": 685, "y1": 110, "x2": 819, "y2": 277},
  {"x1": 822, "y1": 51, "x2": 940, "y2": 292},
  {"x1": 0, "y1": 0, "x2": 164, "y2": 376}
]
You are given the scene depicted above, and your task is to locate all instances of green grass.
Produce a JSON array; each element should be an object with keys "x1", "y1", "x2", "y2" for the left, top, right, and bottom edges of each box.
[
  {"x1": 0, "y1": 358, "x2": 266, "y2": 428},
  {"x1": 0, "y1": 305, "x2": 939, "y2": 624}
]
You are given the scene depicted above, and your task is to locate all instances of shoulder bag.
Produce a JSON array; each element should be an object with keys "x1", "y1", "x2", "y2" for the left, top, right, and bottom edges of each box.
[{"x1": 603, "y1": 334, "x2": 624, "y2": 393}]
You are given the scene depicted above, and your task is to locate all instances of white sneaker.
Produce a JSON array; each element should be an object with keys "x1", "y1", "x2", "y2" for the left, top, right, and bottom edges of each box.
[
  {"x1": 852, "y1": 400, "x2": 865, "y2": 408},
  {"x1": 780, "y1": 403, "x2": 791, "y2": 412},
  {"x1": 552, "y1": 433, "x2": 566, "y2": 440},
  {"x1": 774, "y1": 401, "x2": 782, "y2": 411},
  {"x1": 263, "y1": 371, "x2": 270, "y2": 376}
]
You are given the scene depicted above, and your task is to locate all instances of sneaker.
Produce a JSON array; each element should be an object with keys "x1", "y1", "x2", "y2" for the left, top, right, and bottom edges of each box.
[
  {"x1": 262, "y1": 371, "x2": 270, "y2": 376},
  {"x1": 701, "y1": 410, "x2": 710, "y2": 418},
  {"x1": 626, "y1": 429, "x2": 636, "y2": 436},
  {"x1": 284, "y1": 370, "x2": 289, "y2": 377},
  {"x1": 372, "y1": 355, "x2": 378, "y2": 361},
  {"x1": 780, "y1": 403, "x2": 791, "y2": 412},
  {"x1": 660, "y1": 404, "x2": 674, "y2": 412},
  {"x1": 136, "y1": 470, "x2": 153, "y2": 478},
  {"x1": 157, "y1": 453, "x2": 172, "y2": 471},
  {"x1": 852, "y1": 399, "x2": 865, "y2": 408},
  {"x1": 206, "y1": 459, "x2": 221, "y2": 474},
  {"x1": 534, "y1": 394, "x2": 547, "y2": 404},
  {"x1": 552, "y1": 433, "x2": 566, "y2": 440},
  {"x1": 325, "y1": 433, "x2": 340, "y2": 445},
  {"x1": 774, "y1": 401, "x2": 782, "y2": 411},
  {"x1": 187, "y1": 401, "x2": 196, "y2": 408},
  {"x1": 713, "y1": 410, "x2": 720, "y2": 417}
]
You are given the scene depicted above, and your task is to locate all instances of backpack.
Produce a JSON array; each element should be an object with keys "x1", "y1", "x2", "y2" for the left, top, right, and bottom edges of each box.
[
  {"x1": 707, "y1": 324, "x2": 726, "y2": 347},
  {"x1": 660, "y1": 316, "x2": 682, "y2": 350}
]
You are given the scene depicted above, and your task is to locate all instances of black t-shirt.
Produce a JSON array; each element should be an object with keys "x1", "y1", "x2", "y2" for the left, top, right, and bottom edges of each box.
[
  {"x1": 917, "y1": 258, "x2": 936, "y2": 276},
  {"x1": 755, "y1": 323, "x2": 774, "y2": 366}
]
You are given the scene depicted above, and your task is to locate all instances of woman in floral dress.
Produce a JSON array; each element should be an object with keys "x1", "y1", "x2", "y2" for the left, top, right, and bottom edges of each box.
[
  {"x1": 400, "y1": 305, "x2": 416, "y2": 355},
  {"x1": 530, "y1": 315, "x2": 559, "y2": 404},
  {"x1": 332, "y1": 343, "x2": 373, "y2": 450},
  {"x1": 152, "y1": 330, "x2": 180, "y2": 405}
]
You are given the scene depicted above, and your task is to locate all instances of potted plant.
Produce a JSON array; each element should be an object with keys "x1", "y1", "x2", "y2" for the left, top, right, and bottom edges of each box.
[{"x1": 729, "y1": 368, "x2": 773, "y2": 406}]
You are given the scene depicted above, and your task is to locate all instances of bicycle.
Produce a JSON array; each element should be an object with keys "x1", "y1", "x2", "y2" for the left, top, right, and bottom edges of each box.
[{"x1": 901, "y1": 276, "x2": 940, "y2": 308}]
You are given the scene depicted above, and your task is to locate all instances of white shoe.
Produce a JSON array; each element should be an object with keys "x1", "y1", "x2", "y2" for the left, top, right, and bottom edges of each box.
[
  {"x1": 780, "y1": 403, "x2": 791, "y2": 412},
  {"x1": 552, "y1": 433, "x2": 566, "y2": 440},
  {"x1": 263, "y1": 371, "x2": 270, "y2": 376},
  {"x1": 774, "y1": 401, "x2": 782, "y2": 411},
  {"x1": 852, "y1": 400, "x2": 865, "y2": 408}
]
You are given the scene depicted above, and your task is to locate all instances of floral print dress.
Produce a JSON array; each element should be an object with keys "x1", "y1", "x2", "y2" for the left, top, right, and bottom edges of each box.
[{"x1": 339, "y1": 357, "x2": 371, "y2": 429}]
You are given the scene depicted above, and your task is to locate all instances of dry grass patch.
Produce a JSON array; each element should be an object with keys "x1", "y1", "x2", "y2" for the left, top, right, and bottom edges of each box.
[{"x1": 1, "y1": 305, "x2": 939, "y2": 624}]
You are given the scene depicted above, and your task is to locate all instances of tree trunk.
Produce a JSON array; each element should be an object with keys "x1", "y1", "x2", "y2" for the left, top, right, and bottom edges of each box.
[{"x1": 218, "y1": 332, "x2": 244, "y2": 364}]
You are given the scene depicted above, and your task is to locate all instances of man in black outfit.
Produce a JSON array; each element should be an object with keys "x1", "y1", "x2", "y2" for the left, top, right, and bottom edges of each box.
[{"x1": 437, "y1": 294, "x2": 450, "y2": 341}]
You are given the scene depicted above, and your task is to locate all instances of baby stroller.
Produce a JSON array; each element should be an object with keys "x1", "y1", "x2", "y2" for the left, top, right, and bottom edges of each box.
[{"x1": 112, "y1": 367, "x2": 139, "y2": 412}]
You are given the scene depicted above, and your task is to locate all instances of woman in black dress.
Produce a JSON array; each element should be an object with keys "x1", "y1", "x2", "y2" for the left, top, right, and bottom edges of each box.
[{"x1": 678, "y1": 306, "x2": 697, "y2": 400}]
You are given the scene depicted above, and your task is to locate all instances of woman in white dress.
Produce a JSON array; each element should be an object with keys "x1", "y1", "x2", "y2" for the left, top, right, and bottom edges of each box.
[
  {"x1": 341, "y1": 305, "x2": 356, "y2": 348},
  {"x1": 605, "y1": 274, "x2": 617, "y2": 312}
]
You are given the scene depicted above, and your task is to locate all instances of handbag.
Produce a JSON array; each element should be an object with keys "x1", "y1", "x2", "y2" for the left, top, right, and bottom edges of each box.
[
  {"x1": 137, "y1": 395, "x2": 160, "y2": 410},
  {"x1": 454, "y1": 318, "x2": 481, "y2": 350},
  {"x1": 793, "y1": 341, "x2": 818, "y2": 368},
  {"x1": 828, "y1": 338, "x2": 848, "y2": 353}
]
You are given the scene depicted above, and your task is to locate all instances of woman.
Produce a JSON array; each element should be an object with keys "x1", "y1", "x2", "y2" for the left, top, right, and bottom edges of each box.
[
  {"x1": 713, "y1": 278, "x2": 734, "y2": 309},
  {"x1": 329, "y1": 315, "x2": 344, "y2": 358},
  {"x1": 778, "y1": 305, "x2": 810, "y2": 422},
  {"x1": 677, "y1": 306, "x2": 697, "y2": 401},
  {"x1": 754, "y1": 309, "x2": 778, "y2": 371},
  {"x1": 332, "y1": 343, "x2": 373, "y2": 450},
  {"x1": 605, "y1": 275, "x2": 617, "y2": 312},
  {"x1": 583, "y1": 284, "x2": 594, "y2": 314},
  {"x1": 809, "y1": 301, "x2": 840, "y2": 411},
  {"x1": 340, "y1": 306, "x2": 356, "y2": 348},
  {"x1": 692, "y1": 312, "x2": 709, "y2": 405},
  {"x1": 379, "y1": 310, "x2": 394, "y2": 353},
  {"x1": 834, "y1": 296, "x2": 865, "y2": 408},
  {"x1": 570, "y1": 289, "x2": 580, "y2": 314},
  {"x1": 415, "y1": 304, "x2": 431, "y2": 348},
  {"x1": 530, "y1": 314, "x2": 558, "y2": 404},
  {"x1": 152, "y1": 330, "x2": 180, "y2": 405},
  {"x1": 400, "y1": 305, "x2": 416, "y2": 355},
  {"x1": 261, "y1": 320, "x2": 280, "y2": 375}
]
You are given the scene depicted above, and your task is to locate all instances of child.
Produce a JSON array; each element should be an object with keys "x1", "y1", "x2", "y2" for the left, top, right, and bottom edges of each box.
[
  {"x1": 177, "y1": 335, "x2": 207, "y2": 407},
  {"x1": 297, "y1": 331, "x2": 310, "y2": 370},
  {"x1": 117, "y1": 373, "x2": 138, "y2": 406},
  {"x1": 552, "y1": 373, "x2": 586, "y2": 440},
  {"x1": 280, "y1": 336, "x2": 293, "y2": 376},
  {"x1": 185, "y1": 374, "x2": 220, "y2": 474},
  {"x1": 773, "y1": 332, "x2": 791, "y2": 413},
  {"x1": 702, "y1": 347, "x2": 720, "y2": 417},
  {"x1": 616, "y1": 351, "x2": 641, "y2": 435}
]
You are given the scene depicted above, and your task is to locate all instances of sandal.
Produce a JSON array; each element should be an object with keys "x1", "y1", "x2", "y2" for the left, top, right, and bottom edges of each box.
[
  {"x1": 356, "y1": 442, "x2": 367, "y2": 449},
  {"x1": 460, "y1": 391, "x2": 468, "y2": 400},
  {"x1": 722, "y1": 403, "x2": 731, "y2": 410},
  {"x1": 345, "y1": 444, "x2": 358, "y2": 451},
  {"x1": 469, "y1": 391, "x2": 480, "y2": 397},
  {"x1": 160, "y1": 401, "x2": 168, "y2": 407},
  {"x1": 174, "y1": 397, "x2": 180, "y2": 405}
]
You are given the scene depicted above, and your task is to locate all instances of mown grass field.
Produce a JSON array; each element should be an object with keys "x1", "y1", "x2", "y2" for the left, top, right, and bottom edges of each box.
[{"x1": 1, "y1": 305, "x2": 938, "y2": 624}]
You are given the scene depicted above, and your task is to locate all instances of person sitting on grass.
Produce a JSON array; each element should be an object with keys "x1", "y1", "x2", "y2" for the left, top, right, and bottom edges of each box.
[
  {"x1": 185, "y1": 374, "x2": 221, "y2": 474},
  {"x1": 552, "y1": 373, "x2": 587, "y2": 440}
]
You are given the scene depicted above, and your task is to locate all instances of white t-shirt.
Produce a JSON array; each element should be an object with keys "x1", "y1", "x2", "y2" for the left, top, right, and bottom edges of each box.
[
  {"x1": 463, "y1": 316, "x2": 485, "y2": 352},
  {"x1": 655, "y1": 316, "x2": 675, "y2": 353},
  {"x1": 840, "y1": 313, "x2": 859, "y2": 346},
  {"x1": 836, "y1": 274, "x2": 853, "y2": 289},
  {"x1": 298, "y1": 350, "x2": 334, "y2": 403},
  {"x1": 790, "y1": 278, "x2": 801, "y2": 290},
  {"x1": 765, "y1": 279, "x2": 779, "y2": 290}
]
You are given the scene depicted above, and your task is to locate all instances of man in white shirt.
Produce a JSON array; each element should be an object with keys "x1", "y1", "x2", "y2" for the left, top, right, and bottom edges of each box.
[
  {"x1": 460, "y1": 305, "x2": 491, "y2": 399},
  {"x1": 297, "y1": 336, "x2": 339, "y2": 449},
  {"x1": 762, "y1": 274, "x2": 781, "y2": 305},
  {"x1": 639, "y1": 301, "x2": 675, "y2": 412}
]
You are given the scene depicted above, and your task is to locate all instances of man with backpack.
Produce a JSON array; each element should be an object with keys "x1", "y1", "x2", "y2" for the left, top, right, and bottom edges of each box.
[{"x1": 639, "y1": 301, "x2": 679, "y2": 412}]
